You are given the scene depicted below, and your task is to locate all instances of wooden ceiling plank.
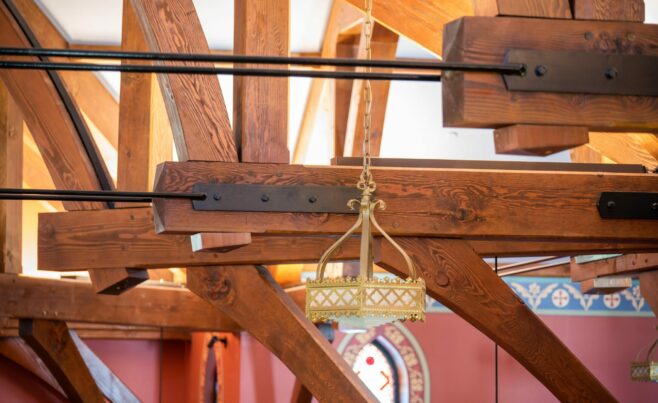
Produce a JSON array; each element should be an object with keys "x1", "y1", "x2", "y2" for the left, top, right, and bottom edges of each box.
[
  {"x1": 344, "y1": 0, "x2": 472, "y2": 57},
  {"x1": 344, "y1": 23, "x2": 398, "y2": 157},
  {"x1": 0, "y1": 2, "x2": 108, "y2": 211},
  {"x1": 37, "y1": 207, "x2": 658, "y2": 270},
  {"x1": 377, "y1": 238, "x2": 615, "y2": 402},
  {"x1": 0, "y1": 274, "x2": 239, "y2": 331},
  {"x1": 473, "y1": 0, "x2": 572, "y2": 18},
  {"x1": 11, "y1": 0, "x2": 119, "y2": 149},
  {"x1": 570, "y1": 253, "x2": 658, "y2": 282},
  {"x1": 129, "y1": 0, "x2": 237, "y2": 162},
  {"x1": 494, "y1": 125, "x2": 589, "y2": 156},
  {"x1": 234, "y1": 0, "x2": 289, "y2": 163},
  {"x1": 442, "y1": 17, "x2": 658, "y2": 131},
  {"x1": 19, "y1": 319, "x2": 105, "y2": 403},
  {"x1": 152, "y1": 162, "x2": 658, "y2": 241},
  {"x1": 572, "y1": 0, "x2": 645, "y2": 22},
  {"x1": 293, "y1": 0, "x2": 364, "y2": 163},
  {"x1": 0, "y1": 81, "x2": 22, "y2": 274},
  {"x1": 187, "y1": 266, "x2": 376, "y2": 402},
  {"x1": 69, "y1": 331, "x2": 140, "y2": 403}
]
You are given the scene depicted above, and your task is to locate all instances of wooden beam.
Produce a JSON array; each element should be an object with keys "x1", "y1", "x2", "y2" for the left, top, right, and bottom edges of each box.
[
  {"x1": 468, "y1": 239, "x2": 658, "y2": 257},
  {"x1": 442, "y1": 17, "x2": 658, "y2": 131},
  {"x1": 344, "y1": 0, "x2": 472, "y2": 57},
  {"x1": 572, "y1": 0, "x2": 645, "y2": 22},
  {"x1": 639, "y1": 271, "x2": 658, "y2": 317},
  {"x1": 152, "y1": 161, "x2": 658, "y2": 241},
  {"x1": 38, "y1": 208, "x2": 368, "y2": 271},
  {"x1": 494, "y1": 125, "x2": 589, "y2": 156},
  {"x1": 473, "y1": 0, "x2": 572, "y2": 18},
  {"x1": 68, "y1": 331, "x2": 140, "y2": 403},
  {"x1": 191, "y1": 232, "x2": 252, "y2": 252},
  {"x1": 234, "y1": 0, "x2": 289, "y2": 163},
  {"x1": 0, "y1": 2, "x2": 109, "y2": 211},
  {"x1": 0, "y1": 274, "x2": 239, "y2": 331},
  {"x1": 88, "y1": 269, "x2": 150, "y2": 295},
  {"x1": 377, "y1": 238, "x2": 615, "y2": 402},
  {"x1": 292, "y1": 0, "x2": 364, "y2": 163},
  {"x1": 587, "y1": 132, "x2": 658, "y2": 171},
  {"x1": 0, "y1": 81, "x2": 21, "y2": 274},
  {"x1": 19, "y1": 319, "x2": 105, "y2": 403},
  {"x1": 2, "y1": 320, "x2": 191, "y2": 340},
  {"x1": 344, "y1": 24, "x2": 398, "y2": 157},
  {"x1": 580, "y1": 276, "x2": 632, "y2": 294},
  {"x1": 11, "y1": 0, "x2": 119, "y2": 149},
  {"x1": 291, "y1": 379, "x2": 313, "y2": 403},
  {"x1": 187, "y1": 266, "x2": 375, "y2": 402},
  {"x1": 571, "y1": 254, "x2": 658, "y2": 281},
  {"x1": 0, "y1": 338, "x2": 65, "y2": 396},
  {"x1": 335, "y1": 33, "x2": 360, "y2": 158},
  {"x1": 129, "y1": 0, "x2": 237, "y2": 162}
]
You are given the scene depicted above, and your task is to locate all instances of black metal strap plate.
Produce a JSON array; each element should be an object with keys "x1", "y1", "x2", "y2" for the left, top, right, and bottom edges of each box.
[
  {"x1": 504, "y1": 50, "x2": 658, "y2": 97},
  {"x1": 597, "y1": 192, "x2": 658, "y2": 220},
  {"x1": 192, "y1": 183, "x2": 361, "y2": 214}
]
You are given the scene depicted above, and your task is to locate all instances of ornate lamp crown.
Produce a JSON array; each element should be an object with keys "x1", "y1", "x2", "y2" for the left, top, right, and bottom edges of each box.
[
  {"x1": 631, "y1": 336, "x2": 658, "y2": 383},
  {"x1": 305, "y1": 0, "x2": 425, "y2": 328}
]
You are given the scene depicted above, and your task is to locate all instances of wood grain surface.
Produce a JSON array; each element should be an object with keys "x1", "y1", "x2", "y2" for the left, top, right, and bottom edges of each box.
[
  {"x1": 494, "y1": 125, "x2": 589, "y2": 156},
  {"x1": 572, "y1": 0, "x2": 645, "y2": 22},
  {"x1": 473, "y1": 0, "x2": 572, "y2": 18}
]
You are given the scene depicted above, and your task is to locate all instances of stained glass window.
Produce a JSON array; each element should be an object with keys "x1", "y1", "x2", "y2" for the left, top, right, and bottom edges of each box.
[{"x1": 352, "y1": 340, "x2": 399, "y2": 403}]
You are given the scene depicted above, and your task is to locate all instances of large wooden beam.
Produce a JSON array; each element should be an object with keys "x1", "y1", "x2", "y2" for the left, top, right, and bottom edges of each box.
[
  {"x1": 69, "y1": 331, "x2": 140, "y2": 403},
  {"x1": 152, "y1": 161, "x2": 658, "y2": 241},
  {"x1": 187, "y1": 266, "x2": 376, "y2": 402},
  {"x1": 473, "y1": 0, "x2": 572, "y2": 18},
  {"x1": 11, "y1": 0, "x2": 119, "y2": 149},
  {"x1": 494, "y1": 125, "x2": 589, "y2": 156},
  {"x1": 234, "y1": 0, "x2": 289, "y2": 163},
  {"x1": 19, "y1": 319, "x2": 105, "y2": 403},
  {"x1": 572, "y1": 0, "x2": 645, "y2": 22},
  {"x1": 129, "y1": 0, "x2": 237, "y2": 162},
  {"x1": 0, "y1": 81, "x2": 21, "y2": 274},
  {"x1": 343, "y1": 24, "x2": 398, "y2": 157},
  {"x1": 38, "y1": 208, "x2": 658, "y2": 271},
  {"x1": 442, "y1": 17, "x2": 658, "y2": 131},
  {"x1": 377, "y1": 238, "x2": 615, "y2": 402},
  {"x1": 587, "y1": 132, "x2": 658, "y2": 171},
  {"x1": 0, "y1": 274, "x2": 239, "y2": 331},
  {"x1": 0, "y1": 2, "x2": 110, "y2": 211},
  {"x1": 292, "y1": 0, "x2": 363, "y2": 163},
  {"x1": 570, "y1": 254, "x2": 658, "y2": 281},
  {"x1": 344, "y1": 0, "x2": 472, "y2": 57}
]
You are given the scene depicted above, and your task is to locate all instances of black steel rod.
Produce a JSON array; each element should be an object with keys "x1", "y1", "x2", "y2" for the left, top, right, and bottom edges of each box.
[
  {"x1": 0, "y1": 47, "x2": 526, "y2": 75},
  {"x1": 0, "y1": 188, "x2": 205, "y2": 202},
  {"x1": 0, "y1": 60, "x2": 443, "y2": 81}
]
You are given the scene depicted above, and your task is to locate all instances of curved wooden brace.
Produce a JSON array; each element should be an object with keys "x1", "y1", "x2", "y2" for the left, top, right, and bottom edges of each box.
[
  {"x1": 187, "y1": 266, "x2": 376, "y2": 403},
  {"x1": 377, "y1": 238, "x2": 616, "y2": 402}
]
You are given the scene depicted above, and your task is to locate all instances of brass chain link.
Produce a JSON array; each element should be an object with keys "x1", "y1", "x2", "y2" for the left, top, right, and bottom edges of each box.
[{"x1": 357, "y1": 0, "x2": 375, "y2": 194}]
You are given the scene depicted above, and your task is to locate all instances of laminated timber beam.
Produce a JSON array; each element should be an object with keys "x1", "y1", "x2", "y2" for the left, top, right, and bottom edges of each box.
[
  {"x1": 187, "y1": 266, "x2": 376, "y2": 402},
  {"x1": 0, "y1": 274, "x2": 239, "y2": 332},
  {"x1": 572, "y1": 0, "x2": 645, "y2": 22},
  {"x1": 152, "y1": 162, "x2": 658, "y2": 241},
  {"x1": 473, "y1": 0, "x2": 572, "y2": 18},
  {"x1": 19, "y1": 319, "x2": 105, "y2": 403},
  {"x1": 37, "y1": 208, "x2": 658, "y2": 272},
  {"x1": 570, "y1": 253, "x2": 658, "y2": 282},
  {"x1": 377, "y1": 238, "x2": 615, "y2": 402},
  {"x1": 343, "y1": 0, "x2": 473, "y2": 56},
  {"x1": 441, "y1": 17, "x2": 658, "y2": 131}
]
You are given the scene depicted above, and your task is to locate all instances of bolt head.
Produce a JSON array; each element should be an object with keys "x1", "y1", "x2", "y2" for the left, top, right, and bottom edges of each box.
[
  {"x1": 535, "y1": 65, "x2": 548, "y2": 77},
  {"x1": 607, "y1": 200, "x2": 616, "y2": 209},
  {"x1": 213, "y1": 193, "x2": 222, "y2": 201},
  {"x1": 652, "y1": 202, "x2": 658, "y2": 211},
  {"x1": 605, "y1": 68, "x2": 618, "y2": 80},
  {"x1": 308, "y1": 195, "x2": 318, "y2": 203},
  {"x1": 260, "y1": 194, "x2": 270, "y2": 202}
]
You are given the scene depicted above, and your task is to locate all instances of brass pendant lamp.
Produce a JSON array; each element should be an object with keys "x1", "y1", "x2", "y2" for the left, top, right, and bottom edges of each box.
[{"x1": 305, "y1": 0, "x2": 426, "y2": 329}]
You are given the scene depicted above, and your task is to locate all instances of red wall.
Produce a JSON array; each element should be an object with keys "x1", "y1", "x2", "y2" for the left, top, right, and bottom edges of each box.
[{"x1": 0, "y1": 314, "x2": 656, "y2": 402}]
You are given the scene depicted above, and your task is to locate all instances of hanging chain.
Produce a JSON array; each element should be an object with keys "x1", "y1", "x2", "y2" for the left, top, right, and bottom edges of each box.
[{"x1": 357, "y1": 0, "x2": 376, "y2": 195}]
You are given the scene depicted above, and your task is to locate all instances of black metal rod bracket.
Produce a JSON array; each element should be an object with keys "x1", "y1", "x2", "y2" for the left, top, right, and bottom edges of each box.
[{"x1": 597, "y1": 192, "x2": 658, "y2": 220}]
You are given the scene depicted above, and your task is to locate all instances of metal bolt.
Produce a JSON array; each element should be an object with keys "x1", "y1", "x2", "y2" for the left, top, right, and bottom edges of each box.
[
  {"x1": 605, "y1": 68, "x2": 618, "y2": 80},
  {"x1": 213, "y1": 193, "x2": 222, "y2": 201},
  {"x1": 584, "y1": 31, "x2": 593, "y2": 41},
  {"x1": 260, "y1": 194, "x2": 270, "y2": 202},
  {"x1": 308, "y1": 195, "x2": 318, "y2": 204},
  {"x1": 652, "y1": 202, "x2": 658, "y2": 211},
  {"x1": 607, "y1": 200, "x2": 616, "y2": 209},
  {"x1": 534, "y1": 65, "x2": 548, "y2": 77}
]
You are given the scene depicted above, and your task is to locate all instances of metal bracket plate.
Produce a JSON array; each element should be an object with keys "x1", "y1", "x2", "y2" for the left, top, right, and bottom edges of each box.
[
  {"x1": 192, "y1": 183, "x2": 362, "y2": 214},
  {"x1": 597, "y1": 192, "x2": 658, "y2": 220},
  {"x1": 504, "y1": 50, "x2": 658, "y2": 97}
]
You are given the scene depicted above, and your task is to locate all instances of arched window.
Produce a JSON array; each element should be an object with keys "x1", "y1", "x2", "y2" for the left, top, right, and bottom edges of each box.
[{"x1": 338, "y1": 322, "x2": 430, "y2": 403}]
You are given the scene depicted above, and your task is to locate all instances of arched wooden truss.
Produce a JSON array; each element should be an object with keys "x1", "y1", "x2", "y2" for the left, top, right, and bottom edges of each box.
[{"x1": 1, "y1": 0, "x2": 657, "y2": 401}]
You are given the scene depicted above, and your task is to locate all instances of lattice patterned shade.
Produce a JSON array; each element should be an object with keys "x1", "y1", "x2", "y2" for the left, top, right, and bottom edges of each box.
[{"x1": 630, "y1": 361, "x2": 658, "y2": 382}]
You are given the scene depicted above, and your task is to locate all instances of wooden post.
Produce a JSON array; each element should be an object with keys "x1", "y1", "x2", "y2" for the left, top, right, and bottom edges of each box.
[
  {"x1": 19, "y1": 319, "x2": 104, "y2": 403},
  {"x1": 0, "y1": 81, "x2": 22, "y2": 274},
  {"x1": 234, "y1": 0, "x2": 290, "y2": 163},
  {"x1": 187, "y1": 266, "x2": 375, "y2": 402},
  {"x1": 377, "y1": 238, "x2": 615, "y2": 402}
]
